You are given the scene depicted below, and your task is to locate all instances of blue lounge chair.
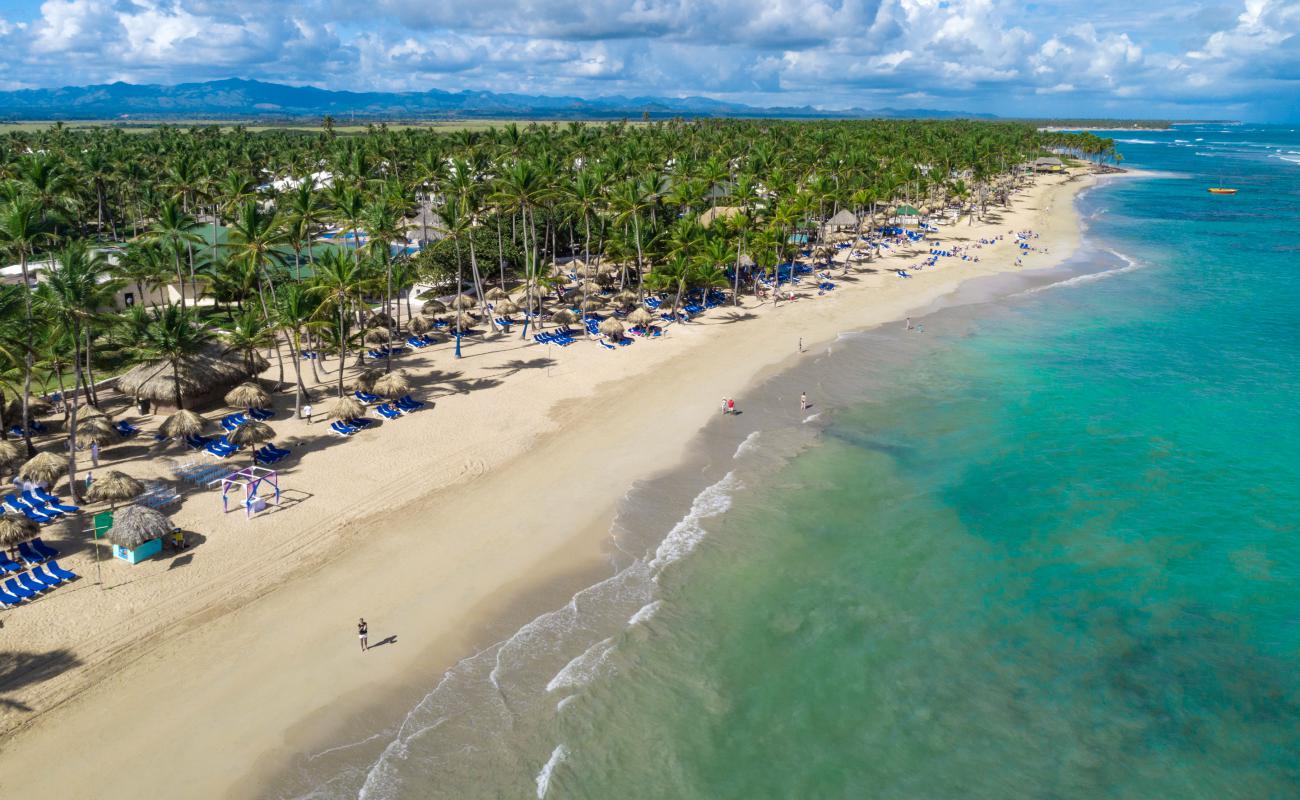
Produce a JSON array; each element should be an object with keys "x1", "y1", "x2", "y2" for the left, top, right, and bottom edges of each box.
[
  {"x1": 406, "y1": 336, "x2": 427, "y2": 349},
  {"x1": 0, "y1": 586, "x2": 22, "y2": 606},
  {"x1": 599, "y1": 340, "x2": 615, "y2": 350},
  {"x1": 395, "y1": 395, "x2": 425, "y2": 412},
  {"x1": 17, "y1": 572, "x2": 45, "y2": 595},
  {"x1": 0, "y1": 552, "x2": 22, "y2": 574},
  {"x1": 186, "y1": 434, "x2": 213, "y2": 450},
  {"x1": 221, "y1": 413, "x2": 246, "y2": 431},
  {"x1": 350, "y1": 417, "x2": 376, "y2": 429},
  {"x1": 115, "y1": 421, "x2": 141, "y2": 437},
  {"x1": 248, "y1": 407, "x2": 274, "y2": 421},
  {"x1": 32, "y1": 538, "x2": 58, "y2": 558},
  {"x1": 28, "y1": 567, "x2": 59, "y2": 590},
  {"x1": 33, "y1": 564, "x2": 63, "y2": 587},
  {"x1": 354, "y1": 390, "x2": 381, "y2": 404},
  {"x1": 22, "y1": 491, "x2": 63, "y2": 517},
  {"x1": 330, "y1": 421, "x2": 358, "y2": 436},
  {"x1": 8, "y1": 498, "x2": 53, "y2": 525},
  {"x1": 4, "y1": 577, "x2": 35, "y2": 601},
  {"x1": 2, "y1": 494, "x2": 27, "y2": 514},
  {"x1": 47, "y1": 561, "x2": 77, "y2": 582},
  {"x1": 33, "y1": 488, "x2": 77, "y2": 513},
  {"x1": 18, "y1": 539, "x2": 46, "y2": 563},
  {"x1": 376, "y1": 404, "x2": 402, "y2": 420}
]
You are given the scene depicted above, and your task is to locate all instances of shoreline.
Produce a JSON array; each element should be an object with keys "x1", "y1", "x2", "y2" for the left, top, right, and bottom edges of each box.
[{"x1": 0, "y1": 170, "x2": 1097, "y2": 798}]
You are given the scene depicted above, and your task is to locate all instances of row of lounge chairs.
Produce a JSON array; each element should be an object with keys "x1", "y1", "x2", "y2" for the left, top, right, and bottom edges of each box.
[
  {"x1": 0, "y1": 561, "x2": 79, "y2": 606},
  {"x1": 1, "y1": 537, "x2": 58, "y2": 571},
  {"x1": 367, "y1": 345, "x2": 408, "y2": 360},
  {"x1": 8, "y1": 421, "x2": 48, "y2": 437},
  {"x1": 4, "y1": 489, "x2": 78, "y2": 524},
  {"x1": 534, "y1": 330, "x2": 577, "y2": 347},
  {"x1": 254, "y1": 445, "x2": 292, "y2": 465},
  {"x1": 406, "y1": 334, "x2": 437, "y2": 349},
  {"x1": 115, "y1": 421, "x2": 141, "y2": 437},
  {"x1": 221, "y1": 408, "x2": 273, "y2": 430},
  {"x1": 330, "y1": 418, "x2": 375, "y2": 437}
]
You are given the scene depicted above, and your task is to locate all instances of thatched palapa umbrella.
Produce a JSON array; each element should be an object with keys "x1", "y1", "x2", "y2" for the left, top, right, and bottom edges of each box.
[
  {"x1": 550, "y1": 309, "x2": 576, "y2": 327},
  {"x1": 228, "y1": 421, "x2": 274, "y2": 460},
  {"x1": 19, "y1": 451, "x2": 66, "y2": 486},
  {"x1": 6, "y1": 396, "x2": 53, "y2": 420},
  {"x1": 579, "y1": 280, "x2": 602, "y2": 294},
  {"x1": 225, "y1": 381, "x2": 270, "y2": 410},
  {"x1": 0, "y1": 440, "x2": 22, "y2": 474},
  {"x1": 366, "y1": 311, "x2": 396, "y2": 329},
  {"x1": 328, "y1": 396, "x2": 366, "y2": 421},
  {"x1": 364, "y1": 328, "x2": 393, "y2": 346},
  {"x1": 580, "y1": 298, "x2": 605, "y2": 313},
  {"x1": 75, "y1": 419, "x2": 121, "y2": 447},
  {"x1": 88, "y1": 470, "x2": 144, "y2": 507},
  {"x1": 493, "y1": 299, "x2": 520, "y2": 316},
  {"x1": 627, "y1": 307, "x2": 655, "y2": 328},
  {"x1": 485, "y1": 287, "x2": 510, "y2": 301},
  {"x1": 612, "y1": 290, "x2": 639, "y2": 308},
  {"x1": 373, "y1": 371, "x2": 410, "y2": 400},
  {"x1": 599, "y1": 319, "x2": 625, "y2": 341},
  {"x1": 77, "y1": 405, "x2": 110, "y2": 421},
  {"x1": 107, "y1": 504, "x2": 171, "y2": 550},
  {"x1": 450, "y1": 294, "x2": 477, "y2": 310},
  {"x1": 160, "y1": 409, "x2": 208, "y2": 440},
  {"x1": 421, "y1": 299, "x2": 447, "y2": 315},
  {"x1": 0, "y1": 512, "x2": 37, "y2": 550},
  {"x1": 348, "y1": 368, "x2": 384, "y2": 393},
  {"x1": 408, "y1": 315, "x2": 431, "y2": 335}
]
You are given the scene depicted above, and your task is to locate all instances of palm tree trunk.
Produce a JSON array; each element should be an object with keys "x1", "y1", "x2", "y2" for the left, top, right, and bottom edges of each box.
[
  {"x1": 172, "y1": 358, "x2": 184, "y2": 410},
  {"x1": 337, "y1": 304, "x2": 348, "y2": 398},
  {"x1": 19, "y1": 253, "x2": 35, "y2": 456}
]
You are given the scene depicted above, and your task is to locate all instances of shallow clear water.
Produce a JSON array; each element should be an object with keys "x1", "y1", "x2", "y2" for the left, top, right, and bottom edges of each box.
[{"x1": 281, "y1": 126, "x2": 1300, "y2": 799}]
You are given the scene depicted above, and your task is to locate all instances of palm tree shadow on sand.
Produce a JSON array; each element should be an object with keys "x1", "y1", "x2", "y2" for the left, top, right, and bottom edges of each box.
[{"x1": 0, "y1": 648, "x2": 81, "y2": 712}]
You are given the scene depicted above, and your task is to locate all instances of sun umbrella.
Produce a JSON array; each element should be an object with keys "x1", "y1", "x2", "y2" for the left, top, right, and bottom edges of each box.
[
  {"x1": 599, "y1": 319, "x2": 625, "y2": 340},
  {"x1": 75, "y1": 420, "x2": 121, "y2": 446},
  {"x1": 611, "y1": 290, "x2": 639, "y2": 307},
  {"x1": 373, "y1": 371, "x2": 410, "y2": 399},
  {"x1": 579, "y1": 280, "x2": 602, "y2": 294},
  {"x1": 87, "y1": 470, "x2": 144, "y2": 506},
  {"x1": 225, "y1": 382, "x2": 270, "y2": 410},
  {"x1": 227, "y1": 421, "x2": 274, "y2": 457},
  {"x1": 366, "y1": 311, "x2": 396, "y2": 328},
  {"x1": 485, "y1": 287, "x2": 510, "y2": 301},
  {"x1": 327, "y1": 396, "x2": 366, "y2": 421},
  {"x1": 19, "y1": 451, "x2": 66, "y2": 486},
  {"x1": 364, "y1": 328, "x2": 393, "y2": 346},
  {"x1": 77, "y1": 405, "x2": 110, "y2": 421},
  {"x1": 6, "y1": 396, "x2": 53, "y2": 419},
  {"x1": 493, "y1": 299, "x2": 520, "y2": 316},
  {"x1": 550, "y1": 309, "x2": 576, "y2": 326},
  {"x1": 106, "y1": 504, "x2": 171, "y2": 550},
  {"x1": 0, "y1": 512, "x2": 37, "y2": 549},
  {"x1": 450, "y1": 294, "x2": 477, "y2": 310},
  {"x1": 627, "y1": 307, "x2": 655, "y2": 327},
  {"x1": 0, "y1": 440, "x2": 22, "y2": 473},
  {"x1": 348, "y1": 368, "x2": 384, "y2": 392},
  {"x1": 160, "y1": 409, "x2": 208, "y2": 439},
  {"x1": 421, "y1": 299, "x2": 447, "y2": 315},
  {"x1": 408, "y1": 315, "x2": 431, "y2": 334},
  {"x1": 580, "y1": 298, "x2": 605, "y2": 312}
]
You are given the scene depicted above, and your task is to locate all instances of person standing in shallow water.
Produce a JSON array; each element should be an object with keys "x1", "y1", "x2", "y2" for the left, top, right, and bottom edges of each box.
[
  {"x1": 800, "y1": 392, "x2": 808, "y2": 411},
  {"x1": 358, "y1": 618, "x2": 368, "y2": 652}
]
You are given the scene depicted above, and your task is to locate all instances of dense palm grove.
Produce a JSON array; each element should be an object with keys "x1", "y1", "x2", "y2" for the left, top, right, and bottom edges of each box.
[{"x1": 0, "y1": 118, "x2": 1110, "y2": 490}]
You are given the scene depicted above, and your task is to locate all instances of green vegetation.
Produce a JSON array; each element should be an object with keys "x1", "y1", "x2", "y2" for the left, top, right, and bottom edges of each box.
[{"x1": 0, "y1": 118, "x2": 1112, "y2": 461}]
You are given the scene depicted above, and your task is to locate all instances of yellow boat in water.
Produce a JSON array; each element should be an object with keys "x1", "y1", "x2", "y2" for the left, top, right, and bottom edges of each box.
[{"x1": 1208, "y1": 187, "x2": 1238, "y2": 195}]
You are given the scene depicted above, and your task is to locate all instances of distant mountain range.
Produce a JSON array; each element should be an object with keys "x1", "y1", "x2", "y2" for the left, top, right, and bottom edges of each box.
[{"x1": 0, "y1": 78, "x2": 995, "y2": 122}]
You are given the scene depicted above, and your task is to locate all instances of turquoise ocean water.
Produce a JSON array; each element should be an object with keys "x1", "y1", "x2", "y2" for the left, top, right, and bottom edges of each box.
[{"x1": 281, "y1": 126, "x2": 1299, "y2": 799}]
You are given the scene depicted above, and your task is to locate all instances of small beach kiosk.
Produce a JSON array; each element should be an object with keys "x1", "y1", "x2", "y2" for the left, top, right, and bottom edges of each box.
[
  {"x1": 106, "y1": 504, "x2": 171, "y2": 564},
  {"x1": 221, "y1": 466, "x2": 281, "y2": 518},
  {"x1": 893, "y1": 204, "x2": 921, "y2": 227}
]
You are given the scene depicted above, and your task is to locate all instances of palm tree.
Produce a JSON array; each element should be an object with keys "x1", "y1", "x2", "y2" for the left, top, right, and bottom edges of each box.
[
  {"x1": 129, "y1": 304, "x2": 213, "y2": 410},
  {"x1": 222, "y1": 310, "x2": 276, "y2": 376},
  {"x1": 273, "y1": 283, "x2": 321, "y2": 414},
  {"x1": 309, "y1": 249, "x2": 367, "y2": 398},
  {"x1": 147, "y1": 199, "x2": 203, "y2": 309},
  {"x1": 0, "y1": 197, "x2": 52, "y2": 455}
]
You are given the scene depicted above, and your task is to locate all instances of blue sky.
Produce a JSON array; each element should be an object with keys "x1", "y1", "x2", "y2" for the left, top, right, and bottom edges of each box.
[{"x1": 0, "y1": 0, "x2": 1296, "y2": 120}]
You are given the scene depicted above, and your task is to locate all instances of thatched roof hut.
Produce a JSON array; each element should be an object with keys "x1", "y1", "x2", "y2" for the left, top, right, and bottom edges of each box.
[
  {"x1": 580, "y1": 298, "x2": 605, "y2": 312},
  {"x1": 348, "y1": 368, "x2": 384, "y2": 393},
  {"x1": 493, "y1": 299, "x2": 520, "y2": 316},
  {"x1": 19, "y1": 451, "x2": 66, "y2": 486},
  {"x1": 408, "y1": 315, "x2": 431, "y2": 335},
  {"x1": 450, "y1": 294, "x2": 477, "y2": 310},
  {"x1": 826, "y1": 209, "x2": 859, "y2": 229},
  {"x1": 421, "y1": 299, "x2": 447, "y2": 315},
  {"x1": 550, "y1": 309, "x2": 576, "y2": 326},
  {"x1": 228, "y1": 420, "x2": 274, "y2": 448},
  {"x1": 117, "y1": 346, "x2": 260, "y2": 411},
  {"x1": 88, "y1": 470, "x2": 144, "y2": 506},
  {"x1": 107, "y1": 504, "x2": 171, "y2": 550},
  {"x1": 74, "y1": 418, "x2": 120, "y2": 446},
  {"x1": 485, "y1": 287, "x2": 510, "y2": 301},
  {"x1": 364, "y1": 329, "x2": 393, "y2": 346},
  {"x1": 0, "y1": 513, "x2": 37, "y2": 549}
]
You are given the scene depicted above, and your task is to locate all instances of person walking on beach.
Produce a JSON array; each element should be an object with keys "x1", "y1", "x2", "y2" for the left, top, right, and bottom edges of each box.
[
  {"x1": 905, "y1": 317, "x2": 913, "y2": 331},
  {"x1": 721, "y1": 397, "x2": 729, "y2": 415},
  {"x1": 727, "y1": 398, "x2": 736, "y2": 415},
  {"x1": 358, "y1": 618, "x2": 369, "y2": 652},
  {"x1": 800, "y1": 392, "x2": 808, "y2": 412},
  {"x1": 798, "y1": 337, "x2": 803, "y2": 353}
]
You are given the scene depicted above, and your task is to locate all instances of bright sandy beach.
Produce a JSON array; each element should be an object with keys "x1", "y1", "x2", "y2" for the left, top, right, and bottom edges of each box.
[{"x1": 0, "y1": 169, "x2": 1094, "y2": 798}]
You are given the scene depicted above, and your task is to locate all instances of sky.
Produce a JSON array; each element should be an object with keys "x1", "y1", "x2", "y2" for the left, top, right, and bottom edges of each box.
[{"x1": 0, "y1": 0, "x2": 1296, "y2": 120}]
